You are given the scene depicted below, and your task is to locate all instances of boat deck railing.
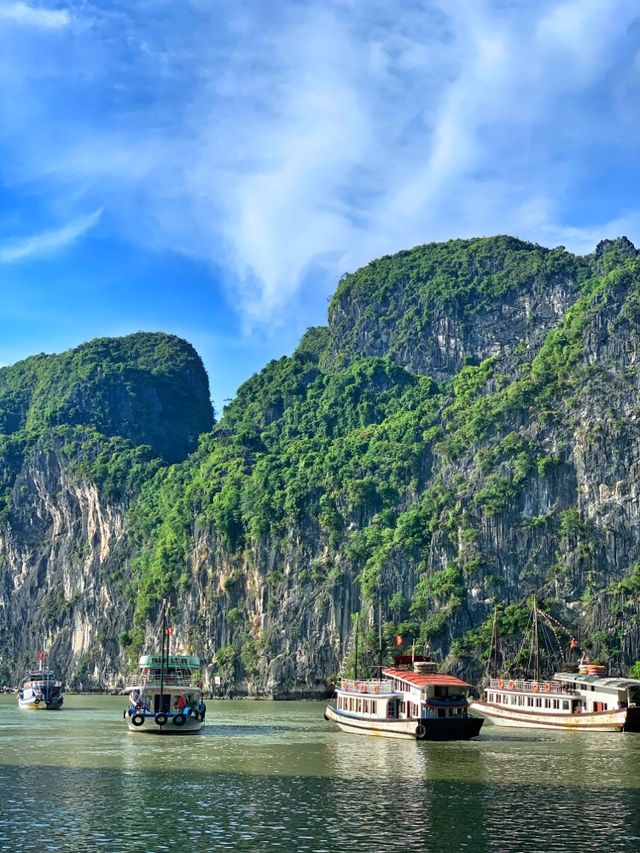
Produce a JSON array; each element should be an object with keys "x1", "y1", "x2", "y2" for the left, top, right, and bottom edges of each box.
[
  {"x1": 339, "y1": 678, "x2": 394, "y2": 695},
  {"x1": 488, "y1": 678, "x2": 578, "y2": 696},
  {"x1": 138, "y1": 672, "x2": 199, "y2": 688}
]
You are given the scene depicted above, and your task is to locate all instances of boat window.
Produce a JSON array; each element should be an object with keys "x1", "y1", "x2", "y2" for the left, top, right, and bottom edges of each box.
[
  {"x1": 544, "y1": 699, "x2": 549, "y2": 708},
  {"x1": 536, "y1": 698, "x2": 541, "y2": 708},
  {"x1": 553, "y1": 699, "x2": 559, "y2": 709},
  {"x1": 562, "y1": 700, "x2": 569, "y2": 710}
]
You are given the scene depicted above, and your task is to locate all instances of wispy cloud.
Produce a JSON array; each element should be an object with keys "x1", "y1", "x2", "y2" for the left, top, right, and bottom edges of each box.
[
  {"x1": 0, "y1": 2, "x2": 70, "y2": 29},
  {"x1": 1, "y1": 0, "x2": 639, "y2": 327},
  {"x1": 0, "y1": 209, "x2": 102, "y2": 263}
]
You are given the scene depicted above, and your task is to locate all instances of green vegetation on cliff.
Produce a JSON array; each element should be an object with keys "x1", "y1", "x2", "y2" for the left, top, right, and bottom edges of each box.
[
  {"x1": 124, "y1": 236, "x2": 640, "y2": 685},
  {"x1": 4, "y1": 236, "x2": 640, "y2": 693}
]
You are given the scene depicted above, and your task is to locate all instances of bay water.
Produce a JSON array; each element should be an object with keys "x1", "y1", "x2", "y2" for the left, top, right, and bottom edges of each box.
[{"x1": 1, "y1": 694, "x2": 640, "y2": 852}]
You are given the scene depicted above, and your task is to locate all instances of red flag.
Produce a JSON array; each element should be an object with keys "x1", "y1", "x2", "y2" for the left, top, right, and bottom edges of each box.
[
  {"x1": 165, "y1": 626, "x2": 174, "y2": 636},
  {"x1": 569, "y1": 639, "x2": 578, "y2": 649},
  {"x1": 395, "y1": 635, "x2": 404, "y2": 647},
  {"x1": 36, "y1": 651, "x2": 46, "y2": 660}
]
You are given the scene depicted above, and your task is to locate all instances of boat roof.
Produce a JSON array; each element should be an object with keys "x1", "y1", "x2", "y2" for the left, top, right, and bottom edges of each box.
[
  {"x1": 19, "y1": 670, "x2": 59, "y2": 684},
  {"x1": 554, "y1": 671, "x2": 640, "y2": 689},
  {"x1": 138, "y1": 654, "x2": 200, "y2": 668},
  {"x1": 383, "y1": 668, "x2": 471, "y2": 688}
]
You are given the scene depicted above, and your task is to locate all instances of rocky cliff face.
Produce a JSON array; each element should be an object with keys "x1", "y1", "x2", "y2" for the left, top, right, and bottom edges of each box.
[
  {"x1": 0, "y1": 332, "x2": 213, "y2": 686},
  {"x1": 3, "y1": 239, "x2": 640, "y2": 695}
]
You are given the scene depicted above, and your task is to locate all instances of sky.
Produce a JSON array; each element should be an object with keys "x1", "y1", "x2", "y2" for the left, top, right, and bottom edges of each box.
[{"x1": 1, "y1": 0, "x2": 640, "y2": 413}]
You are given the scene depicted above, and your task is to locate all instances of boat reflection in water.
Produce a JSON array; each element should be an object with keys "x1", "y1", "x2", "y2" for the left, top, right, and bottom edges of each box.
[{"x1": 325, "y1": 656, "x2": 483, "y2": 741}]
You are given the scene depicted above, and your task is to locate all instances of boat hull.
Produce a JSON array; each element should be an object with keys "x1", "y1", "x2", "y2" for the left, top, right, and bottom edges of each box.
[
  {"x1": 125, "y1": 711, "x2": 204, "y2": 734},
  {"x1": 469, "y1": 700, "x2": 639, "y2": 732},
  {"x1": 325, "y1": 705, "x2": 483, "y2": 740},
  {"x1": 18, "y1": 696, "x2": 64, "y2": 710}
]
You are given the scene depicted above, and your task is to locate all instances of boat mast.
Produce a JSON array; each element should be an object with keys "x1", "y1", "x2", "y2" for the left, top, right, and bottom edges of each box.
[
  {"x1": 160, "y1": 600, "x2": 167, "y2": 713},
  {"x1": 378, "y1": 597, "x2": 383, "y2": 680},
  {"x1": 532, "y1": 597, "x2": 540, "y2": 683},
  {"x1": 491, "y1": 606, "x2": 499, "y2": 678},
  {"x1": 354, "y1": 613, "x2": 359, "y2": 681}
]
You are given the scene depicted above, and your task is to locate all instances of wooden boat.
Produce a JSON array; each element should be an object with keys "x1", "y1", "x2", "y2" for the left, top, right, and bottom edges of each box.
[
  {"x1": 325, "y1": 655, "x2": 483, "y2": 741},
  {"x1": 470, "y1": 603, "x2": 640, "y2": 731},
  {"x1": 123, "y1": 603, "x2": 205, "y2": 735},
  {"x1": 17, "y1": 659, "x2": 64, "y2": 710},
  {"x1": 470, "y1": 671, "x2": 640, "y2": 731}
]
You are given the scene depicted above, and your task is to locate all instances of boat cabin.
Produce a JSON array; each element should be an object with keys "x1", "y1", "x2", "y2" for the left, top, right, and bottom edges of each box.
[
  {"x1": 336, "y1": 656, "x2": 472, "y2": 722},
  {"x1": 484, "y1": 671, "x2": 640, "y2": 715}
]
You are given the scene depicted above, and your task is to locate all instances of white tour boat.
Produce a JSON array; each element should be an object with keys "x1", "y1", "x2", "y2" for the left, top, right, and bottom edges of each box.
[
  {"x1": 325, "y1": 655, "x2": 483, "y2": 741},
  {"x1": 123, "y1": 652, "x2": 206, "y2": 735},
  {"x1": 470, "y1": 603, "x2": 640, "y2": 732},
  {"x1": 123, "y1": 602, "x2": 205, "y2": 734},
  {"x1": 17, "y1": 667, "x2": 64, "y2": 710},
  {"x1": 470, "y1": 665, "x2": 640, "y2": 732}
]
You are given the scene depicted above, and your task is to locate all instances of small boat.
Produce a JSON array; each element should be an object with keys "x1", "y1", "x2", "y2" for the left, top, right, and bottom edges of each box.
[
  {"x1": 123, "y1": 604, "x2": 205, "y2": 735},
  {"x1": 17, "y1": 654, "x2": 64, "y2": 710},
  {"x1": 325, "y1": 655, "x2": 484, "y2": 741},
  {"x1": 470, "y1": 602, "x2": 640, "y2": 732}
]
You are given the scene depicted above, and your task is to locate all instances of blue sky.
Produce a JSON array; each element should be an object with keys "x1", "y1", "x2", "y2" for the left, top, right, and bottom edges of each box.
[{"x1": 1, "y1": 0, "x2": 639, "y2": 412}]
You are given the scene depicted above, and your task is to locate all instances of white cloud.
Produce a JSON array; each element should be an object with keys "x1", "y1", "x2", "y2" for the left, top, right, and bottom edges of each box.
[
  {"x1": 0, "y1": 2, "x2": 70, "y2": 29},
  {"x1": 1, "y1": 0, "x2": 640, "y2": 327},
  {"x1": 0, "y1": 209, "x2": 102, "y2": 263}
]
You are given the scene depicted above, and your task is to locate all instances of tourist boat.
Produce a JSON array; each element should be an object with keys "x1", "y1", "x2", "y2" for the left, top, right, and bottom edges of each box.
[
  {"x1": 325, "y1": 655, "x2": 484, "y2": 741},
  {"x1": 123, "y1": 653, "x2": 206, "y2": 734},
  {"x1": 17, "y1": 654, "x2": 64, "y2": 710},
  {"x1": 123, "y1": 603, "x2": 205, "y2": 735},
  {"x1": 470, "y1": 604, "x2": 640, "y2": 731},
  {"x1": 470, "y1": 667, "x2": 640, "y2": 731}
]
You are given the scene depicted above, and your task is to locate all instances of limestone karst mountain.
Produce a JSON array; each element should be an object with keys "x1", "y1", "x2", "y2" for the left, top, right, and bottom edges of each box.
[{"x1": 2, "y1": 237, "x2": 640, "y2": 695}]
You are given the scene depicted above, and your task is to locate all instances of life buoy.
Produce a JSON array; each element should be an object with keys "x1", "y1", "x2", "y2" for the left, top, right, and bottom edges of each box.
[
  {"x1": 361, "y1": 684, "x2": 368, "y2": 693},
  {"x1": 532, "y1": 682, "x2": 539, "y2": 693},
  {"x1": 34, "y1": 698, "x2": 40, "y2": 705},
  {"x1": 374, "y1": 685, "x2": 380, "y2": 694},
  {"x1": 415, "y1": 723, "x2": 427, "y2": 739},
  {"x1": 354, "y1": 681, "x2": 359, "y2": 690},
  {"x1": 154, "y1": 713, "x2": 168, "y2": 726},
  {"x1": 543, "y1": 682, "x2": 551, "y2": 693},
  {"x1": 343, "y1": 682, "x2": 350, "y2": 692},
  {"x1": 508, "y1": 681, "x2": 515, "y2": 690},
  {"x1": 497, "y1": 679, "x2": 505, "y2": 689},
  {"x1": 173, "y1": 714, "x2": 186, "y2": 727},
  {"x1": 131, "y1": 714, "x2": 145, "y2": 727}
]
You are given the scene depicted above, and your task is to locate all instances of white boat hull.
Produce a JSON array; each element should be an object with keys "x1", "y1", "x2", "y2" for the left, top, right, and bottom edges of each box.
[
  {"x1": 470, "y1": 700, "x2": 631, "y2": 732},
  {"x1": 126, "y1": 711, "x2": 204, "y2": 734},
  {"x1": 325, "y1": 704, "x2": 483, "y2": 740},
  {"x1": 18, "y1": 695, "x2": 63, "y2": 710}
]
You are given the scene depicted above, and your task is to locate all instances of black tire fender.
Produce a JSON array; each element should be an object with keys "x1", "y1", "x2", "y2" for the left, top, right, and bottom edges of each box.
[
  {"x1": 173, "y1": 714, "x2": 186, "y2": 727},
  {"x1": 154, "y1": 713, "x2": 167, "y2": 726},
  {"x1": 415, "y1": 723, "x2": 427, "y2": 739},
  {"x1": 131, "y1": 714, "x2": 145, "y2": 727}
]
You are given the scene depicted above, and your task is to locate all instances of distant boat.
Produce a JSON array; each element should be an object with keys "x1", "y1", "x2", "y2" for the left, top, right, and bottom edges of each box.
[
  {"x1": 325, "y1": 655, "x2": 483, "y2": 741},
  {"x1": 123, "y1": 603, "x2": 205, "y2": 735},
  {"x1": 17, "y1": 653, "x2": 64, "y2": 710},
  {"x1": 470, "y1": 603, "x2": 640, "y2": 732}
]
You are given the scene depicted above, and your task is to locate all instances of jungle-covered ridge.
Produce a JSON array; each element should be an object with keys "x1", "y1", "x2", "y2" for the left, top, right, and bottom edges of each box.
[{"x1": 3, "y1": 234, "x2": 640, "y2": 693}]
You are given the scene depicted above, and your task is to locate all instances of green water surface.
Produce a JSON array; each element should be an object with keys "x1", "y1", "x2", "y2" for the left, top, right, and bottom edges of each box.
[{"x1": 1, "y1": 694, "x2": 640, "y2": 852}]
